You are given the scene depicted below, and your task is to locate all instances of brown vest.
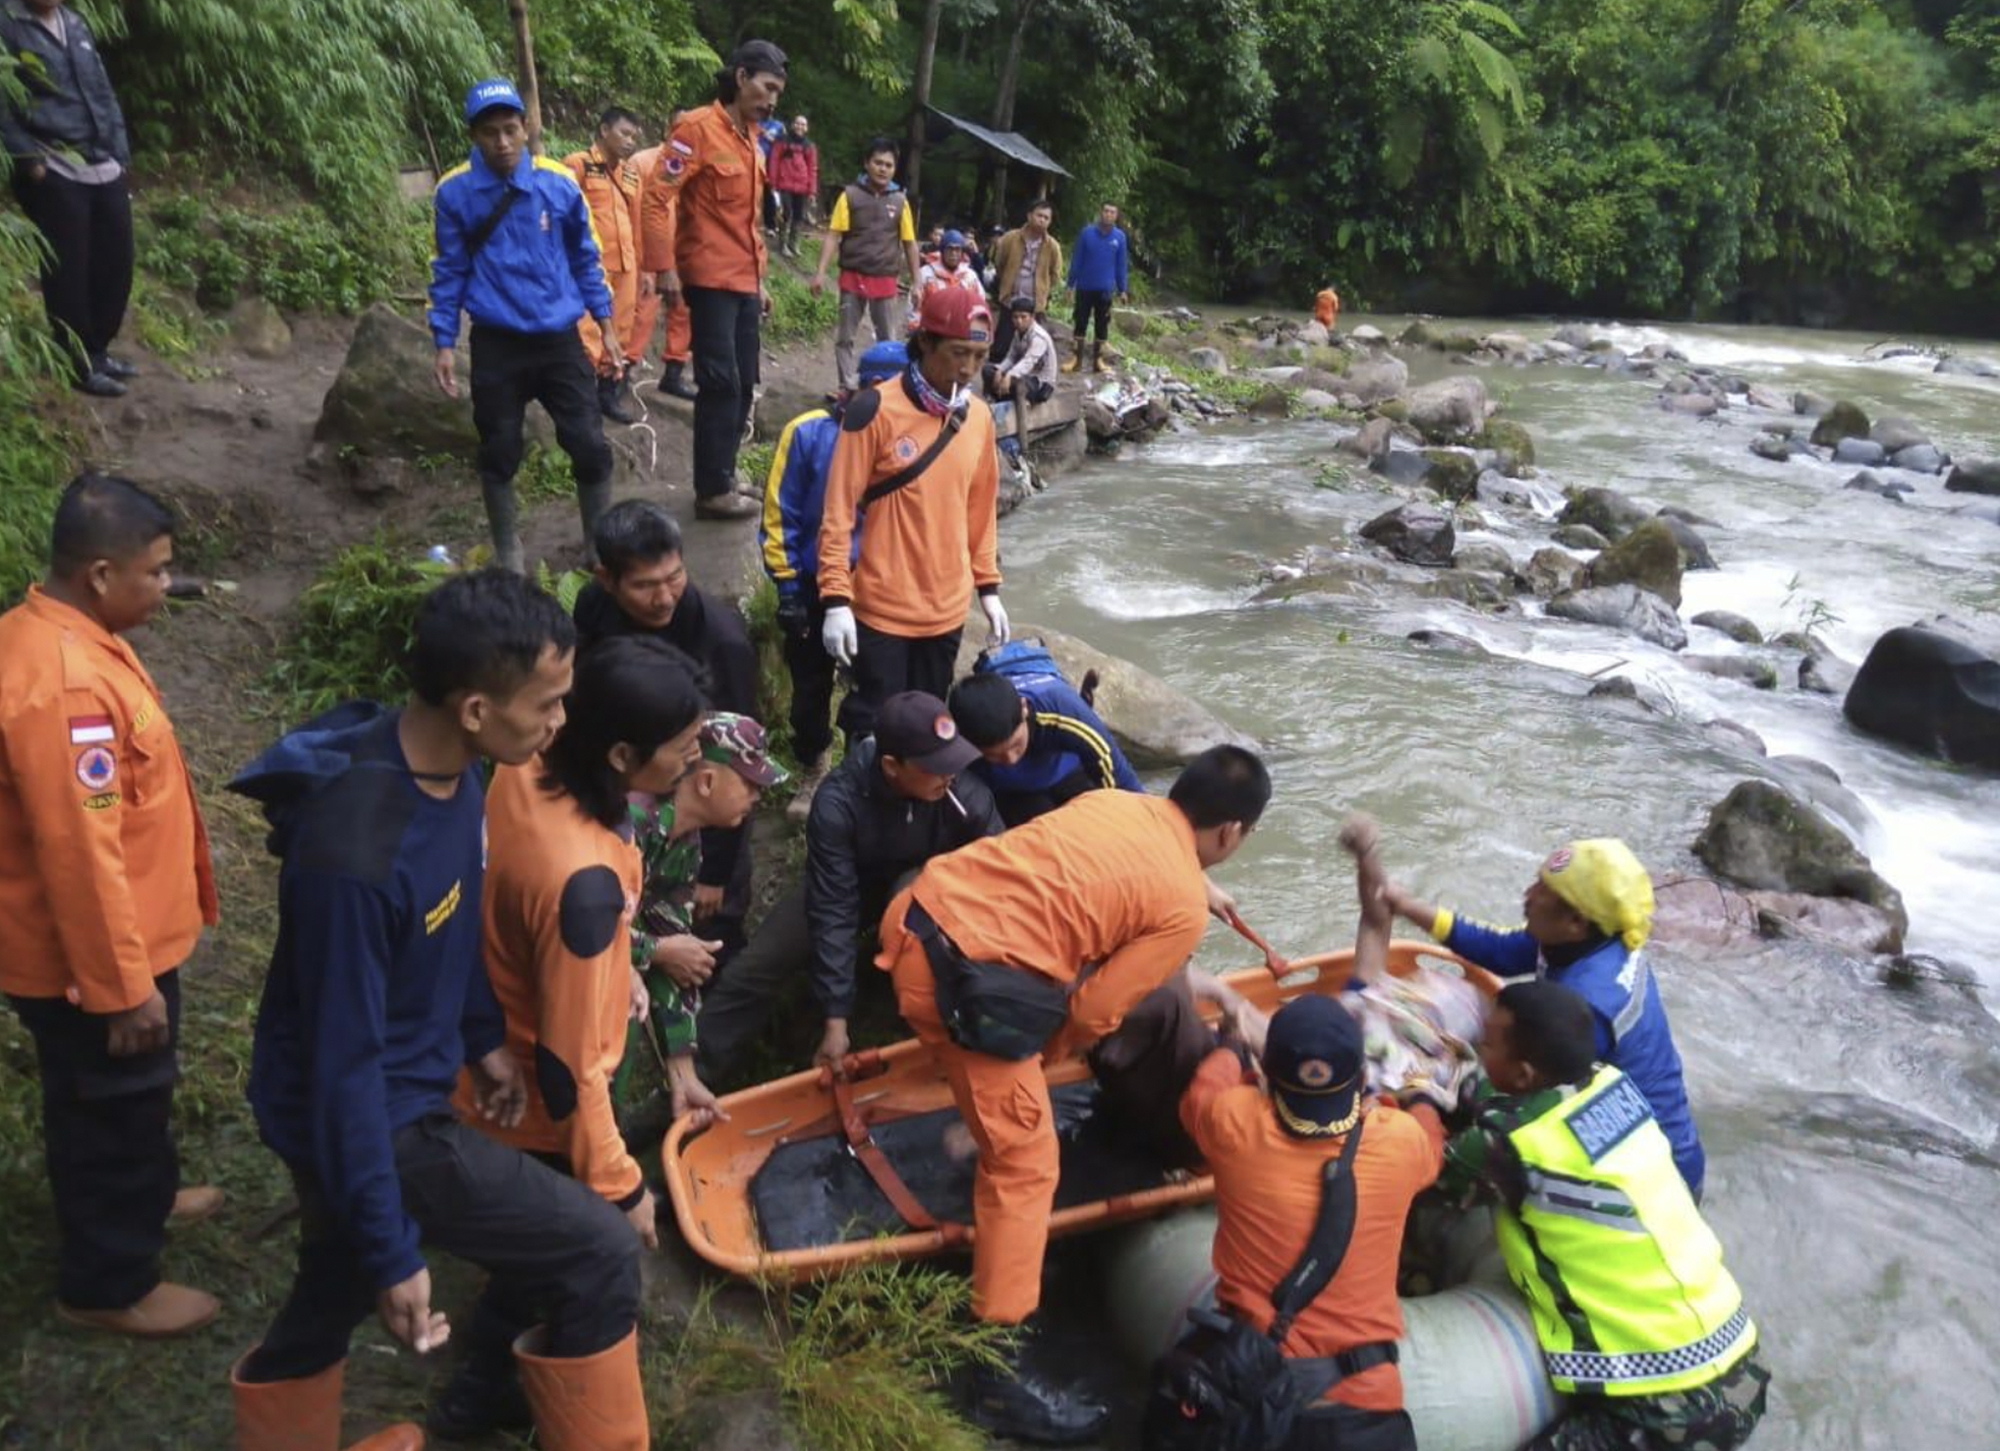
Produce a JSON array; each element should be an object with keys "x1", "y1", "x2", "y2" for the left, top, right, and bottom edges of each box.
[{"x1": 837, "y1": 182, "x2": 907, "y2": 276}]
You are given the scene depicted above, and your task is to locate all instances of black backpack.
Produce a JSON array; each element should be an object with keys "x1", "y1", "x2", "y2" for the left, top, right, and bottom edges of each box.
[{"x1": 1142, "y1": 1117, "x2": 1398, "y2": 1451}]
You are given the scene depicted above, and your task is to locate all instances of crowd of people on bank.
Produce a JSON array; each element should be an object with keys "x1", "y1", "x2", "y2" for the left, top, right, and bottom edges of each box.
[{"x1": 3, "y1": 26, "x2": 1769, "y2": 1451}]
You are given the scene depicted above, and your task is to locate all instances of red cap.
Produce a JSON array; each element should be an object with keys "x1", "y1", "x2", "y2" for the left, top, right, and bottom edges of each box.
[{"x1": 917, "y1": 287, "x2": 992, "y2": 342}]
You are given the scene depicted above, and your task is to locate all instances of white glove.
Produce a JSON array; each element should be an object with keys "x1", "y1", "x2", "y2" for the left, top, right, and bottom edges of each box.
[
  {"x1": 981, "y1": 593, "x2": 1011, "y2": 646},
  {"x1": 822, "y1": 604, "x2": 857, "y2": 665}
]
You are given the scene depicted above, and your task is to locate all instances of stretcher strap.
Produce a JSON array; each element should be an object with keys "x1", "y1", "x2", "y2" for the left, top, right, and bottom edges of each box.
[{"x1": 827, "y1": 1070, "x2": 969, "y2": 1244}]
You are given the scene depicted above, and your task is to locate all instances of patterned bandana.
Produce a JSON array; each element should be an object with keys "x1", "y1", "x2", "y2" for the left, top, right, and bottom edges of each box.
[{"x1": 906, "y1": 360, "x2": 965, "y2": 420}]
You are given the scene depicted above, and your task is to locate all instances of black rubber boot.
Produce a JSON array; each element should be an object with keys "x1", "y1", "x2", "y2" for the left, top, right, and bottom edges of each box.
[
  {"x1": 966, "y1": 1353, "x2": 1109, "y2": 1446},
  {"x1": 658, "y1": 362, "x2": 699, "y2": 400},
  {"x1": 599, "y1": 375, "x2": 639, "y2": 424},
  {"x1": 427, "y1": 1305, "x2": 533, "y2": 1441}
]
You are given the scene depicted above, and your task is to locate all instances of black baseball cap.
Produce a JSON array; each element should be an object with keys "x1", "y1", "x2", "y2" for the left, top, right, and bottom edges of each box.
[
  {"x1": 1263, "y1": 995, "x2": 1365, "y2": 1139},
  {"x1": 875, "y1": 691, "x2": 980, "y2": 775},
  {"x1": 725, "y1": 39, "x2": 789, "y2": 78}
]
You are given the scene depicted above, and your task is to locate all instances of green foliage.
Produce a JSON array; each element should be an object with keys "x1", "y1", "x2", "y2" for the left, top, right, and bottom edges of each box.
[
  {"x1": 658, "y1": 1262, "x2": 1008, "y2": 1451},
  {"x1": 137, "y1": 192, "x2": 430, "y2": 315},
  {"x1": 765, "y1": 266, "x2": 840, "y2": 344},
  {"x1": 515, "y1": 444, "x2": 578, "y2": 506},
  {"x1": 260, "y1": 540, "x2": 448, "y2": 719},
  {"x1": 481, "y1": 0, "x2": 716, "y2": 128},
  {"x1": 0, "y1": 224, "x2": 78, "y2": 603}
]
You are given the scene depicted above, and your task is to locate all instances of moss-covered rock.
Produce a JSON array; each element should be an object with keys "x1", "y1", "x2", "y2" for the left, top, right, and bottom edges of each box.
[
  {"x1": 1692, "y1": 780, "x2": 1907, "y2": 947},
  {"x1": 1474, "y1": 418, "x2": 1536, "y2": 475},
  {"x1": 1587, "y1": 518, "x2": 1685, "y2": 606},
  {"x1": 1421, "y1": 449, "x2": 1481, "y2": 503},
  {"x1": 1809, "y1": 399, "x2": 1871, "y2": 448},
  {"x1": 1558, "y1": 486, "x2": 1653, "y2": 542}
]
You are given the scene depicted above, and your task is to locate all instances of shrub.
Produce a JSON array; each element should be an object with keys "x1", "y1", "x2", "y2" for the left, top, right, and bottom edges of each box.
[{"x1": 259, "y1": 540, "x2": 448, "y2": 719}]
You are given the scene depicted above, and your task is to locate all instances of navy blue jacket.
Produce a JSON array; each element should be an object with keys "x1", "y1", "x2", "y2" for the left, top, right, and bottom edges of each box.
[
  {"x1": 427, "y1": 149, "x2": 614, "y2": 350},
  {"x1": 233, "y1": 704, "x2": 505, "y2": 1290},
  {"x1": 758, "y1": 407, "x2": 842, "y2": 601},
  {"x1": 1067, "y1": 223, "x2": 1129, "y2": 295},
  {"x1": 1440, "y1": 913, "x2": 1706, "y2": 1195},
  {"x1": 973, "y1": 676, "x2": 1143, "y2": 800},
  {"x1": 0, "y1": 3, "x2": 127, "y2": 167}
]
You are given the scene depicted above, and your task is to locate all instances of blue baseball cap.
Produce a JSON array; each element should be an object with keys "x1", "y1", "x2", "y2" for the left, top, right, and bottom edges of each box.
[
  {"x1": 1263, "y1": 995, "x2": 1365, "y2": 1139},
  {"x1": 859, "y1": 340, "x2": 908, "y2": 384},
  {"x1": 941, "y1": 229, "x2": 968, "y2": 248},
  {"x1": 465, "y1": 78, "x2": 525, "y2": 124}
]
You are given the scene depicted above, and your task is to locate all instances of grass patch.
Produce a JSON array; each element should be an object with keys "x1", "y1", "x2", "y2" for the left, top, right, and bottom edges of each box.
[
  {"x1": 764, "y1": 267, "x2": 838, "y2": 346},
  {"x1": 516, "y1": 442, "x2": 579, "y2": 507},
  {"x1": 259, "y1": 537, "x2": 446, "y2": 720},
  {"x1": 0, "y1": 285, "x2": 83, "y2": 604}
]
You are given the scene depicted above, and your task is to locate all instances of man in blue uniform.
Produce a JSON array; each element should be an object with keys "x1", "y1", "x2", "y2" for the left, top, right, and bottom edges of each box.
[
  {"x1": 429, "y1": 79, "x2": 621, "y2": 575},
  {"x1": 757, "y1": 338, "x2": 906, "y2": 821},
  {"x1": 226, "y1": 572, "x2": 651, "y2": 1451},
  {"x1": 1063, "y1": 202, "x2": 1129, "y2": 372},
  {"x1": 1380, "y1": 837, "x2": 1706, "y2": 1197},
  {"x1": 946, "y1": 647, "x2": 1143, "y2": 825}
]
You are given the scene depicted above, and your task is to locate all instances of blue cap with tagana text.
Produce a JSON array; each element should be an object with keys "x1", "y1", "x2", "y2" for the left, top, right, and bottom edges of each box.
[{"x1": 465, "y1": 78, "x2": 525, "y2": 125}]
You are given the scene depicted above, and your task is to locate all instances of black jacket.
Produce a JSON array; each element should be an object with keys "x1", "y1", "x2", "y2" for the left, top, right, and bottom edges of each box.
[
  {"x1": 0, "y1": 3, "x2": 128, "y2": 167},
  {"x1": 573, "y1": 580, "x2": 758, "y2": 891},
  {"x1": 804, "y1": 738, "x2": 1002, "y2": 1016}
]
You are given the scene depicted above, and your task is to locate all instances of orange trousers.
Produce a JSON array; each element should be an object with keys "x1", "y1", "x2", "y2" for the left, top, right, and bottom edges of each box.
[
  {"x1": 627, "y1": 288, "x2": 692, "y2": 366},
  {"x1": 580, "y1": 267, "x2": 640, "y2": 377},
  {"x1": 879, "y1": 889, "x2": 1059, "y2": 1325}
]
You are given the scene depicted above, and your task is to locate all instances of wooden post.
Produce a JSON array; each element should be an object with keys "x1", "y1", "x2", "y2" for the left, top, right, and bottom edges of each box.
[
  {"x1": 507, "y1": 0, "x2": 544, "y2": 152},
  {"x1": 905, "y1": 0, "x2": 945, "y2": 205}
]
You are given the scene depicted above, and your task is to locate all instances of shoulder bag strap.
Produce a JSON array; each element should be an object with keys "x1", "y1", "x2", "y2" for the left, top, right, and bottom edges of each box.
[
  {"x1": 464, "y1": 183, "x2": 526, "y2": 261},
  {"x1": 1267, "y1": 1113, "x2": 1367, "y2": 1344},
  {"x1": 861, "y1": 408, "x2": 964, "y2": 506}
]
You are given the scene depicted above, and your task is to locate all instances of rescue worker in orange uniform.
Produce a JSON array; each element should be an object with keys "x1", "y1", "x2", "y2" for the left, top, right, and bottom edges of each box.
[
  {"x1": 429, "y1": 635, "x2": 707, "y2": 1441},
  {"x1": 566, "y1": 106, "x2": 646, "y2": 425},
  {"x1": 1314, "y1": 285, "x2": 1341, "y2": 333},
  {"x1": 631, "y1": 129, "x2": 697, "y2": 401},
  {"x1": 0, "y1": 473, "x2": 221, "y2": 1338},
  {"x1": 817, "y1": 285, "x2": 1007, "y2": 741},
  {"x1": 1162, "y1": 817, "x2": 1446, "y2": 1451},
  {"x1": 642, "y1": 40, "x2": 788, "y2": 521},
  {"x1": 876, "y1": 743, "x2": 1271, "y2": 1443}
]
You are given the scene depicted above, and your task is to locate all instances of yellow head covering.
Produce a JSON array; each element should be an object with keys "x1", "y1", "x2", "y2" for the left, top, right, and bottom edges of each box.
[{"x1": 1539, "y1": 839, "x2": 1655, "y2": 951}]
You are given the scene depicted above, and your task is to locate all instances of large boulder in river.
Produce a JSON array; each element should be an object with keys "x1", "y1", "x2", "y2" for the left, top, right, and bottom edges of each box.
[
  {"x1": 1342, "y1": 353, "x2": 1408, "y2": 406},
  {"x1": 1404, "y1": 376, "x2": 1490, "y2": 440},
  {"x1": 1944, "y1": 457, "x2": 2000, "y2": 495},
  {"x1": 1651, "y1": 876, "x2": 1905, "y2": 957},
  {"x1": 1692, "y1": 610, "x2": 1762, "y2": 644},
  {"x1": 1421, "y1": 450, "x2": 1480, "y2": 503},
  {"x1": 1186, "y1": 346, "x2": 1229, "y2": 374},
  {"x1": 1337, "y1": 416, "x2": 1399, "y2": 463},
  {"x1": 1841, "y1": 626, "x2": 2000, "y2": 769},
  {"x1": 315, "y1": 302, "x2": 481, "y2": 458},
  {"x1": 1472, "y1": 418, "x2": 1535, "y2": 475},
  {"x1": 1558, "y1": 486, "x2": 1652, "y2": 542},
  {"x1": 1809, "y1": 400, "x2": 1870, "y2": 448},
  {"x1": 1792, "y1": 389, "x2": 1833, "y2": 417},
  {"x1": 1869, "y1": 416, "x2": 1930, "y2": 453},
  {"x1": 1691, "y1": 780, "x2": 1907, "y2": 944},
  {"x1": 1655, "y1": 514, "x2": 1716, "y2": 570},
  {"x1": 1523, "y1": 546, "x2": 1586, "y2": 598},
  {"x1": 1547, "y1": 584, "x2": 1687, "y2": 649},
  {"x1": 1551, "y1": 523, "x2": 1611, "y2": 552},
  {"x1": 1360, "y1": 502, "x2": 1456, "y2": 566},
  {"x1": 1831, "y1": 438, "x2": 1887, "y2": 467},
  {"x1": 1586, "y1": 518, "x2": 1685, "y2": 606},
  {"x1": 1888, "y1": 443, "x2": 1946, "y2": 474},
  {"x1": 953, "y1": 626, "x2": 1253, "y2": 769}
]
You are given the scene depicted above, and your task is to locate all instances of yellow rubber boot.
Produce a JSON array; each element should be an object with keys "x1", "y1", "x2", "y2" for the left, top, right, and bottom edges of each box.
[
  {"x1": 514, "y1": 1326, "x2": 649, "y2": 1451},
  {"x1": 231, "y1": 1352, "x2": 425, "y2": 1451}
]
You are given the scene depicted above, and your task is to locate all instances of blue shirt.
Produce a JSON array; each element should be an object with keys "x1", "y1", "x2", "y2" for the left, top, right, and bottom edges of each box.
[
  {"x1": 1067, "y1": 222, "x2": 1129, "y2": 295},
  {"x1": 235, "y1": 705, "x2": 506, "y2": 1290},
  {"x1": 759, "y1": 407, "x2": 844, "y2": 596},
  {"x1": 972, "y1": 677, "x2": 1144, "y2": 800},
  {"x1": 427, "y1": 148, "x2": 614, "y2": 350},
  {"x1": 1440, "y1": 914, "x2": 1707, "y2": 1195}
]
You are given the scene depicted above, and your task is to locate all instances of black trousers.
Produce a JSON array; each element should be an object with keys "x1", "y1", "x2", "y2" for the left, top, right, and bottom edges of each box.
[
  {"x1": 240, "y1": 1114, "x2": 639, "y2": 1382},
  {"x1": 10, "y1": 169, "x2": 134, "y2": 379},
  {"x1": 1285, "y1": 1404, "x2": 1417, "y2": 1451},
  {"x1": 782, "y1": 593, "x2": 838, "y2": 765},
  {"x1": 468, "y1": 324, "x2": 612, "y2": 491},
  {"x1": 685, "y1": 285, "x2": 761, "y2": 499},
  {"x1": 1072, "y1": 289, "x2": 1114, "y2": 344},
  {"x1": 7, "y1": 969, "x2": 181, "y2": 1309},
  {"x1": 837, "y1": 620, "x2": 963, "y2": 742},
  {"x1": 695, "y1": 883, "x2": 812, "y2": 1082},
  {"x1": 780, "y1": 191, "x2": 810, "y2": 229}
]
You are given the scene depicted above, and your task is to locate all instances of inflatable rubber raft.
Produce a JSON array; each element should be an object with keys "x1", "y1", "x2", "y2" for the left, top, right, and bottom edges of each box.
[{"x1": 661, "y1": 939, "x2": 1499, "y2": 1280}]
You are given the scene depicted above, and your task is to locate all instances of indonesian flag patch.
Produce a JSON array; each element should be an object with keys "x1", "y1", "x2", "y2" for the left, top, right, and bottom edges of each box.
[{"x1": 69, "y1": 714, "x2": 114, "y2": 745}]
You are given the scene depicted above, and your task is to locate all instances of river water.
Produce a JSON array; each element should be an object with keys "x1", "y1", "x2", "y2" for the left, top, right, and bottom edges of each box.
[{"x1": 1003, "y1": 318, "x2": 2000, "y2": 1448}]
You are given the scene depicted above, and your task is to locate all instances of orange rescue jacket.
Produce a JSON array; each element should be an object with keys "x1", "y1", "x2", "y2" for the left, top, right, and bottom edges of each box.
[
  {"x1": 891, "y1": 791, "x2": 1208, "y2": 1052},
  {"x1": 462, "y1": 761, "x2": 645, "y2": 1206},
  {"x1": 640, "y1": 101, "x2": 767, "y2": 292},
  {"x1": 0, "y1": 587, "x2": 217, "y2": 1010},
  {"x1": 565, "y1": 143, "x2": 640, "y2": 275},
  {"x1": 817, "y1": 380, "x2": 1003, "y2": 637}
]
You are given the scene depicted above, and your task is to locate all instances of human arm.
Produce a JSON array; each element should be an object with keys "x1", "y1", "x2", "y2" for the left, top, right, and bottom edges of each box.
[
  {"x1": 1178, "y1": 1043, "x2": 1260, "y2": 1156},
  {"x1": 1339, "y1": 813, "x2": 1391, "y2": 983},
  {"x1": 1061, "y1": 912, "x2": 1207, "y2": 1054},
  {"x1": 1189, "y1": 969, "x2": 1267, "y2": 1058},
  {"x1": 810, "y1": 191, "x2": 847, "y2": 295},
  {"x1": 694, "y1": 609, "x2": 760, "y2": 891},
  {"x1": 426, "y1": 179, "x2": 471, "y2": 382},
  {"x1": 666, "y1": 1050, "x2": 729, "y2": 1130},
  {"x1": 458, "y1": 959, "x2": 524, "y2": 1127},
  {"x1": 1433, "y1": 911, "x2": 1542, "y2": 979},
  {"x1": 802, "y1": 785, "x2": 866, "y2": 1026},
  {"x1": 531, "y1": 866, "x2": 647, "y2": 1208},
  {"x1": 641, "y1": 127, "x2": 703, "y2": 302},
  {"x1": 559, "y1": 180, "x2": 619, "y2": 363},
  {"x1": 814, "y1": 409, "x2": 876, "y2": 608},
  {"x1": 1115, "y1": 230, "x2": 1130, "y2": 296},
  {"x1": 1037, "y1": 682, "x2": 1139, "y2": 792},
  {"x1": 898, "y1": 199, "x2": 920, "y2": 283},
  {"x1": 760, "y1": 413, "x2": 820, "y2": 598}
]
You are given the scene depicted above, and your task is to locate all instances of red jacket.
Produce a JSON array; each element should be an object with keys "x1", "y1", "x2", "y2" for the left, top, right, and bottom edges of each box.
[{"x1": 769, "y1": 137, "x2": 818, "y2": 197}]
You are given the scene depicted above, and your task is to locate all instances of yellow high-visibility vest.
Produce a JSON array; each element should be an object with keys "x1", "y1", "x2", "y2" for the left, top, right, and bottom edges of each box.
[{"x1": 1497, "y1": 1066, "x2": 1755, "y2": 1396}]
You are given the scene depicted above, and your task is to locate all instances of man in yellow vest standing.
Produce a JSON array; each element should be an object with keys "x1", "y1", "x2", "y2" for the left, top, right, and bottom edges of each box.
[{"x1": 1437, "y1": 981, "x2": 1771, "y2": 1451}]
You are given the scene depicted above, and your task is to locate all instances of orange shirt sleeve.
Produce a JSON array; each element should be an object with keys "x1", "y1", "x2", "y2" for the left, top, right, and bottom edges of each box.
[
  {"x1": 1, "y1": 676, "x2": 154, "y2": 1011},
  {"x1": 815, "y1": 409, "x2": 877, "y2": 607},
  {"x1": 530, "y1": 864, "x2": 644, "y2": 1205},
  {"x1": 1180, "y1": 1045, "x2": 1258, "y2": 1149},
  {"x1": 640, "y1": 118, "x2": 704, "y2": 275},
  {"x1": 1064, "y1": 909, "x2": 1206, "y2": 1049}
]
